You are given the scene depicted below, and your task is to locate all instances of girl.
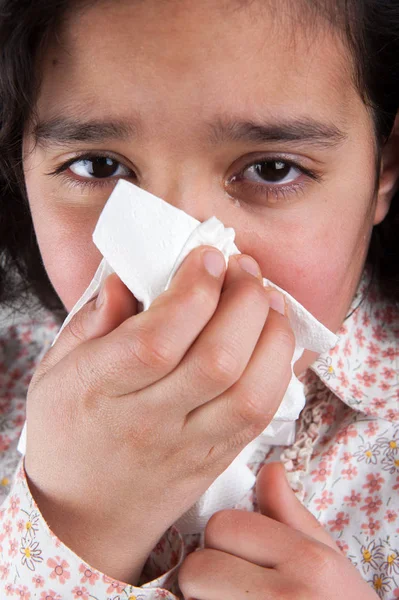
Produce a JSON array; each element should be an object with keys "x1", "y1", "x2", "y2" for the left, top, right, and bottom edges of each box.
[{"x1": 0, "y1": 0, "x2": 398, "y2": 598}]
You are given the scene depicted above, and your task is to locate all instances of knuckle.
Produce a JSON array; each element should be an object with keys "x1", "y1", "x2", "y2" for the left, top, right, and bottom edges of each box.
[
  {"x1": 271, "y1": 323, "x2": 295, "y2": 354},
  {"x1": 67, "y1": 309, "x2": 90, "y2": 344},
  {"x1": 232, "y1": 388, "x2": 272, "y2": 428},
  {"x1": 298, "y1": 539, "x2": 335, "y2": 574},
  {"x1": 124, "y1": 326, "x2": 177, "y2": 371},
  {"x1": 199, "y1": 343, "x2": 241, "y2": 386},
  {"x1": 185, "y1": 280, "x2": 216, "y2": 309}
]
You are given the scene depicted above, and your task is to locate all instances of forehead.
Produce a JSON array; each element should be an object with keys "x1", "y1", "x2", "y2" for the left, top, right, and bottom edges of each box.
[{"x1": 35, "y1": 0, "x2": 362, "y2": 134}]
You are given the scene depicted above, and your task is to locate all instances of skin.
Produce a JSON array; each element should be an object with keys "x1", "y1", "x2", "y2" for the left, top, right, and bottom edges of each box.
[{"x1": 22, "y1": 0, "x2": 396, "y2": 594}]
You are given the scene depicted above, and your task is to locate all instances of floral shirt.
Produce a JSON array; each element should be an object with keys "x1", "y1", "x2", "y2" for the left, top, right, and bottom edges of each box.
[{"x1": 0, "y1": 273, "x2": 398, "y2": 600}]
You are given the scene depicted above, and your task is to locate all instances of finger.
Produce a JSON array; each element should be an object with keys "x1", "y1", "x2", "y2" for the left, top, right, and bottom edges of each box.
[
  {"x1": 203, "y1": 509, "x2": 338, "y2": 571},
  {"x1": 184, "y1": 302, "x2": 294, "y2": 454},
  {"x1": 45, "y1": 246, "x2": 227, "y2": 398},
  {"x1": 256, "y1": 462, "x2": 341, "y2": 552},
  {"x1": 31, "y1": 273, "x2": 138, "y2": 386},
  {"x1": 178, "y1": 548, "x2": 280, "y2": 600},
  {"x1": 139, "y1": 253, "x2": 268, "y2": 415}
]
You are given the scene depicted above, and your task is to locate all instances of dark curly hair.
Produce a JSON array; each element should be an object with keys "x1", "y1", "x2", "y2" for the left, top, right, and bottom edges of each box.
[{"x1": 0, "y1": 0, "x2": 398, "y2": 321}]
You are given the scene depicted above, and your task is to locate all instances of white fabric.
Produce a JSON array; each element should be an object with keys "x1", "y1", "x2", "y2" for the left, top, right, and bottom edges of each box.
[{"x1": 18, "y1": 180, "x2": 337, "y2": 534}]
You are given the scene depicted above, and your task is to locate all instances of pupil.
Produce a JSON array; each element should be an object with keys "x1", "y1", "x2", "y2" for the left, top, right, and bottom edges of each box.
[
  {"x1": 88, "y1": 157, "x2": 118, "y2": 178},
  {"x1": 255, "y1": 161, "x2": 290, "y2": 182}
]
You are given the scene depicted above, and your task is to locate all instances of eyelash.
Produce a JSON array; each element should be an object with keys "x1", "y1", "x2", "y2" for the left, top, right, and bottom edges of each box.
[{"x1": 47, "y1": 152, "x2": 321, "y2": 203}]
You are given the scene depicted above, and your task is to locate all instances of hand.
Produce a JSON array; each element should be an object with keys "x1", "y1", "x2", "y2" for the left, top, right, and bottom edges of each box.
[
  {"x1": 179, "y1": 462, "x2": 379, "y2": 599},
  {"x1": 25, "y1": 247, "x2": 294, "y2": 584}
]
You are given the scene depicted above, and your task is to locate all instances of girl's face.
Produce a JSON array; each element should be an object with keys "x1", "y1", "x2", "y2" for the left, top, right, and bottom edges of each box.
[{"x1": 23, "y1": 0, "x2": 390, "y2": 372}]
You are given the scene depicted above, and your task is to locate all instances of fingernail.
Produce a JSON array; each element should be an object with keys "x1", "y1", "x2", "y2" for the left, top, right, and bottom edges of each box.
[
  {"x1": 95, "y1": 286, "x2": 105, "y2": 309},
  {"x1": 238, "y1": 255, "x2": 261, "y2": 278},
  {"x1": 202, "y1": 250, "x2": 226, "y2": 278},
  {"x1": 265, "y1": 289, "x2": 286, "y2": 316}
]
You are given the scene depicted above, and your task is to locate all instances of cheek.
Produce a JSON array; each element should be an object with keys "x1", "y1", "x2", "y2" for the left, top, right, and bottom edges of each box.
[
  {"x1": 27, "y1": 191, "x2": 103, "y2": 311},
  {"x1": 235, "y1": 204, "x2": 373, "y2": 333}
]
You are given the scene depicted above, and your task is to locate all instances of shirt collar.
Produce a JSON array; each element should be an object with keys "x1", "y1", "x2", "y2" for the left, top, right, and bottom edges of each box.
[{"x1": 311, "y1": 269, "x2": 399, "y2": 423}]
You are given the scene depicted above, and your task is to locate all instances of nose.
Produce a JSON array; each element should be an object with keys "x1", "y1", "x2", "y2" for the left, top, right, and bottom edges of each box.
[{"x1": 139, "y1": 158, "x2": 219, "y2": 224}]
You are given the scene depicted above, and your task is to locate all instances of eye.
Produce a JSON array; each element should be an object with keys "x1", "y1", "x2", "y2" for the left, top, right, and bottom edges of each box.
[
  {"x1": 69, "y1": 156, "x2": 132, "y2": 179},
  {"x1": 226, "y1": 157, "x2": 320, "y2": 207},
  {"x1": 242, "y1": 160, "x2": 301, "y2": 185}
]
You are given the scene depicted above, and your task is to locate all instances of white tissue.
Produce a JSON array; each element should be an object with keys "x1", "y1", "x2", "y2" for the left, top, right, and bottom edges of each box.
[{"x1": 18, "y1": 180, "x2": 337, "y2": 535}]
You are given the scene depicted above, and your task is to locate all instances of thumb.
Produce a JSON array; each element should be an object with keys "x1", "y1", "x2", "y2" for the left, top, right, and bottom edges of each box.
[
  {"x1": 256, "y1": 462, "x2": 340, "y2": 553},
  {"x1": 32, "y1": 273, "x2": 137, "y2": 384}
]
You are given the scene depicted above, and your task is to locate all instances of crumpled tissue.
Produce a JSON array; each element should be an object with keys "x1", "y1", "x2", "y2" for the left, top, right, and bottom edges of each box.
[{"x1": 18, "y1": 179, "x2": 337, "y2": 535}]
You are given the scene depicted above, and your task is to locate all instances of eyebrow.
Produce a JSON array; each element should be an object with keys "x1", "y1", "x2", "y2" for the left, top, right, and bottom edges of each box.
[
  {"x1": 33, "y1": 117, "x2": 138, "y2": 146},
  {"x1": 208, "y1": 117, "x2": 347, "y2": 148},
  {"x1": 33, "y1": 115, "x2": 347, "y2": 149}
]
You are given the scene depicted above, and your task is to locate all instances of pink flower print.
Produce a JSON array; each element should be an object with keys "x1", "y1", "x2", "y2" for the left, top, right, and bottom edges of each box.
[
  {"x1": 367, "y1": 341, "x2": 380, "y2": 356},
  {"x1": 7, "y1": 495, "x2": 20, "y2": 517},
  {"x1": 336, "y1": 424, "x2": 358, "y2": 445},
  {"x1": 314, "y1": 490, "x2": 334, "y2": 511},
  {"x1": 384, "y1": 408, "x2": 399, "y2": 421},
  {"x1": 155, "y1": 589, "x2": 171, "y2": 598},
  {"x1": 382, "y1": 346, "x2": 398, "y2": 361},
  {"x1": 393, "y1": 476, "x2": 399, "y2": 490},
  {"x1": 354, "y1": 328, "x2": 366, "y2": 347},
  {"x1": 79, "y1": 564, "x2": 99, "y2": 585},
  {"x1": 371, "y1": 398, "x2": 387, "y2": 412},
  {"x1": 340, "y1": 451, "x2": 352, "y2": 464},
  {"x1": 154, "y1": 536, "x2": 166, "y2": 555},
  {"x1": 14, "y1": 585, "x2": 31, "y2": 599},
  {"x1": 361, "y1": 518, "x2": 381, "y2": 536},
  {"x1": 102, "y1": 575, "x2": 125, "y2": 594},
  {"x1": 365, "y1": 421, "x2": 379, "y2": 437},
  {"x1": 338, "y1": 372, "x2": 349, "y2": 388},
  {"x1": 3, "y1": 519, "x2": 12, "y2": 536},
  {"x1": 336, "y1": 540, "x2": 349, "y2": 556},
  {"x1": 372, "y1": 325, "x2": 387, "y2": 342},
  {"x1": 311, "y1": 461, "x2": 331, "y2": 482},
  {"x1": 365, "y1": 356, "x2": 380, "y2": 369},
  {"x1": 16, "y1": 519, "x2": 25, "y2": 533},
  {"x1": 362, "y1": 312, "x2": 371, "y2": 327},
  {"x1": 385, "y1": 509, "x2": 398, "y2": 523},
  {"x1": 363, "y1": 473, "x2": 385, "y2": 493},
  {"x1": 382, "y1": 367, "x2": 396, "y2": 380},
  {"x1": 343, "y1": 339, "x2": 352, "y2": 357},
  {"x1": 0, "y1": 434, "x2": 11, "y2": 451},
  {"x1": 361, "y1": 495, "x2": 383, "y2": 516},
  {"x1": 47, "y1": 557, "x2": 70, "y2": 584},
  {"x1": 4, "y1": 583, "x2": 14, "y2": 596},
  {"x1": 72, "y1": 586, "x2": 89, "y2": 599},
  {"x1": 40, "y1": 591, "x2": 62, "y2": 600},
  {"x1": 321, "y1": 404, "x2": 336, "y2": 425},
  {"x1": 32, "y1": 575, "x2": 45, "y2": 588},
  {"x1": 8, "y1": 537, "x2": 18, "y2": 557},
  {"x1": 356, "y1": 371, "x2": 377, "y2": 388},
  {"x1": 341, "y1": 464, "x2": 358, "y2": 480},
  {"x1": 321, "y1": 445, "x2": 339, "y2": 462},
  {"x1": 344, "y1": 490, "x2": 361, "y2": 507},
  {"x1": 379, "y1": 381, "x2": 391, "y2": 392},
  {"x1": 327, "y1": 511, "x2": 349, "y2": 532},
  {"x1": 0, "y1": 564, "x2": 9, "y2": 580},
  {"x1": 349, "y1": 384, "x2": 364, "y2": 400}
]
